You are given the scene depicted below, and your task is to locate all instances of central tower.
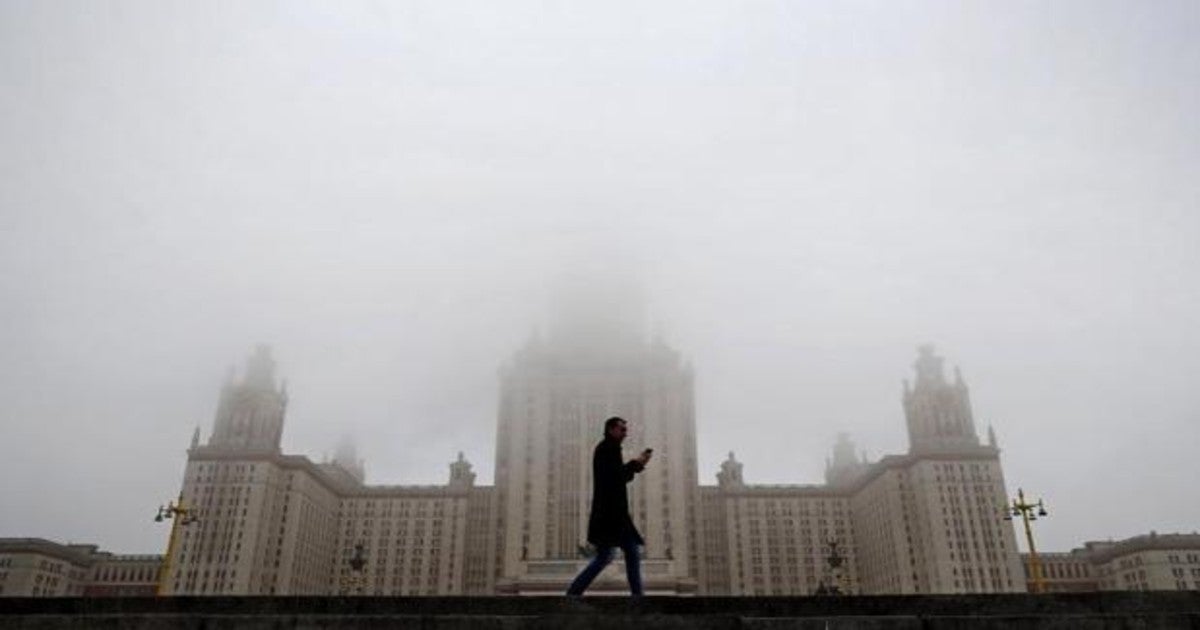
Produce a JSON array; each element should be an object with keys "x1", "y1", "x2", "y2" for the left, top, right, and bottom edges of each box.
[
  {"x1": 903, "y1": 344, "x2": 980, "y2": 453},
  {"x1": 207, "y1": 344, "x2": 287, "y2": 453},
  {"x1": 491, "y1": 279, "x2": 700, "y2": 592}
]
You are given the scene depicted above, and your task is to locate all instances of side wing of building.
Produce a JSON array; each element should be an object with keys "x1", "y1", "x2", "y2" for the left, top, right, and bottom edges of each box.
[{"x1": 850, "y1": 452, "x2": 1025, "y2": 594}]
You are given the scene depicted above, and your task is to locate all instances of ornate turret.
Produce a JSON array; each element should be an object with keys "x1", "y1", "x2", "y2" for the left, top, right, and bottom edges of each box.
[
  {"x1": 825, "y1": 433, "x2": 868, "y2": 487},
  {"x1": 902, "y1": 345, "x2": 980, "y2": 454},
  {"x1": 207, "y1": 345, "x2": 288, "y2": 453},
  {"x1": 717, "y1": 451, "x2": 744, "y2": 488},
  {"x1": 449, "y1": 452, "x2": 476, "y2": 489},
  {"x1": 331, "y1": 435, "x2": 366, "y2": 483}
]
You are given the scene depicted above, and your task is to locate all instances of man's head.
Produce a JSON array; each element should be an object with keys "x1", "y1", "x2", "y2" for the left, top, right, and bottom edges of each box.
[{"x1": 603, "y1": 416, "x2": 628, "y2": 442}]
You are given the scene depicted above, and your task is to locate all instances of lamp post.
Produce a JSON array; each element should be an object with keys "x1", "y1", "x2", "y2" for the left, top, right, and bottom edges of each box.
[
  {"x1": 153, "y1": 495, "x2": 198, "y2": 595},
  {"x1": 1004, "y1": 487, "x2": 1048, "y2": 593},
  {"x1": 827, "y1": 539, "x2": 847, "y2": 595},
  {"x1": 340, "y1": 543, "x2": 367, "y2": 595},
  {"x1": 815, "y1": 539, "x2": 847, "y2": 596}
]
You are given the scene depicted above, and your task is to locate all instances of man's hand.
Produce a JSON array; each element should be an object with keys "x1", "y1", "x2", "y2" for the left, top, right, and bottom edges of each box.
[{"x1": 635, "y1": 448, "x2": 653, "y2": 466}]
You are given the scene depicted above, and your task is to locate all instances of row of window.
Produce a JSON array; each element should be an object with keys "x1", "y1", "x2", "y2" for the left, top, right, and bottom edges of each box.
[{"x1": 93, "y1": 565, "x2": 157, "y2": 583}]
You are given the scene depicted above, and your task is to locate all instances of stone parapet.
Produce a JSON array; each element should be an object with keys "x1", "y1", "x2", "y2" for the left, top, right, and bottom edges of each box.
[{"x1": 2, "y1": 593, "x2": 1199, "y2": 628}]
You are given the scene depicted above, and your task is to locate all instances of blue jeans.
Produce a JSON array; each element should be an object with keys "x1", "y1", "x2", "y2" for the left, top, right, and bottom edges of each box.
[{"x1": 565, "y1": 537, "x2": 643, "y2": 596}]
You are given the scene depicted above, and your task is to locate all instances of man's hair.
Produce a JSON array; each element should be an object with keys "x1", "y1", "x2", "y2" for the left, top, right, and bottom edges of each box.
[{"x1": 603, "y1": 416, "x2": 626, "y2": 436}]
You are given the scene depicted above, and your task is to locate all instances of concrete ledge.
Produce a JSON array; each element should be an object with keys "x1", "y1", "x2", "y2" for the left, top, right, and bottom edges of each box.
[{"x1": 1, "y1": 592, "x2": 1198, "y2": 629}]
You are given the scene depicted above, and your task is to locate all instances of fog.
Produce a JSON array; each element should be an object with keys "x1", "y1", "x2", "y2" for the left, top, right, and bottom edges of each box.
[{"x1": 1, "y1": 1, "x2": 1198, "y2": 555}]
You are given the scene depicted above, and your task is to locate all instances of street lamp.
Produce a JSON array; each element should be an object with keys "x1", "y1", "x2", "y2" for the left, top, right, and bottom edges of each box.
[
  {"x1": 815, "y1": 539, "x2": 847, "y2": 596},
  {"x1": 153, "y1": 495, "x2": 199, "y2": 595},
  {"x1": 340, "y1": 543, "x2": 367, "y2": 595},
  {"x1": 1003, "y1": 487, "x2": 1049, "y2": 593}
]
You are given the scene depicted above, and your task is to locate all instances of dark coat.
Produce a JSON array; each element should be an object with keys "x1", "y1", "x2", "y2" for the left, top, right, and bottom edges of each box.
[{"x1": 586, "y1": 437, "x2": 645, "y2": 547}]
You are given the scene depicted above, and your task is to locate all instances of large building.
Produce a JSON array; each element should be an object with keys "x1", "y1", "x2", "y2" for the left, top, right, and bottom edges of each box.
[
  {"x1": 0, "y1": 538, "x2": 159, "y2": 597},
  {"x1": 696, "y1": 344, "x2": 1025, "y2": 596},
  {"x1": 1025, "y1": 532, "x2": 1200, "y2": 593},
  {"x1": 159, "y1": 310, "x2": 1030, "y2": 596}
]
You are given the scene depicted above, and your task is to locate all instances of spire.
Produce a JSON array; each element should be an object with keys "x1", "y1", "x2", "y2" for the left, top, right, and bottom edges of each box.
[
  {"x1": 988, "y1": 424, "x2": 998, "y2": 448},
  {"x1": 913, "y1": 344, "x2": 945, "y2": 386},
  {"x1": 545, "y1": 269, "x2": 647, "y2": 357},
  {"x1": 244, "y1": 344, "x2": 276, "y2": 390},
  {"x1": 190, "y1": 426, "x2": 200, "y2": 449}
]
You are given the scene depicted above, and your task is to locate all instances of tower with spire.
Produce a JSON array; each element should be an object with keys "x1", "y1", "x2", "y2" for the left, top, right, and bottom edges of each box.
[
  {"x1": 824, "y1": 433, "x2": 869, "y2": 487},
  {"x1": 207, "y1": 345, "x2": 288, "y2": 453},
  {"x1": 327, "y1": 435, "x2": 365, "y2": 483},
  {"x1": 902, "y1": 345, "x2": 980, "y2": 454},
  {"x1": 491, "y1": 271, "x2": 700, "y2": 593},
  {"x1": 166, "y1": 325, "x2": 1022, "y2": 597}
]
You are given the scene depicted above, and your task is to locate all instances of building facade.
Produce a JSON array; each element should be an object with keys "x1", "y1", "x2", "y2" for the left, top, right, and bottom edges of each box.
[
  {"x1": 490, "y1": 320, "x2": 701, "y2": 594},
  {"x1": 1026, "y1": 549, "x2": 1099, "y2": 593},
  {"x1": 1024, "y1": 532, "x2": 1200, "y2": 593},
  {"x1": 0, "y1": 539, "x2": 158, "y2": 597},
  {"x1": 7, "y1": 330, "x2": 1195, "y2": 598},
  {"x1": 152, "y1": 330, "x2": 1032, "y2": 597}
]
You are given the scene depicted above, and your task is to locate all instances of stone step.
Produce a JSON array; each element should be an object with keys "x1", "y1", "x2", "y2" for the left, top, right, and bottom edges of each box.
[{"x1": 2, "y1": 593, "x2": 1199, "y2": 629}]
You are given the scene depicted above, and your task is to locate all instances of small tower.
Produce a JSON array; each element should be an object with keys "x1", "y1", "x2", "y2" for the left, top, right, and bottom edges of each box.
[
  {"x1": 825, "y1": 433, "x2": 868, "y2": 486},
  {"x1": 449, "y1": 452, "x2": 476, "y2": 489},
  {"x1": 902, "y1": 345, "x2": 980, "y2": 454},
  {"x1": 331, "y1": 435, "x2": 366, "y2": 483},
  {"x1": 716, "y1": 451, "x2": 744, "y2": 488},
  {"x1": 207, "y1": 345, "x2": 288, "y2": 453}
]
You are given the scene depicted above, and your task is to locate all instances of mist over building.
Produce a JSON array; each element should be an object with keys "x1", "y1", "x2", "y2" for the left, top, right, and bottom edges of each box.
[
  {"x1": 134, "y1": 286, "x2": 1042, "y2": 596},
  {"x1": 4, "y1": 292, "x2": 1198, "y2": 598},
  {"x1": 4, "y1": 1, "x2": 1199, "y2": 601}
]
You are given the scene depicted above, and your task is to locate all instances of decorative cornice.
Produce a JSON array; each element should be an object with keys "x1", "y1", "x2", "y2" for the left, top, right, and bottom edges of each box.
[
  {"x1": 0, "y1": 539, "x2": 102, "y2": 567},
  {"x1": 699, "y1": 446, "x2": 1002, "y2": 499},
  {"x1": 1083, "y1": 533, "x2": 1200, "y2": 565},
  {"x1": 186, "y1": 447, "x2": 475, "y2": 498}
]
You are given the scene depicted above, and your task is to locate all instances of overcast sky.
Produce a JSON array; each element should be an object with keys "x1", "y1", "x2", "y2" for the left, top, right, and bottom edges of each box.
[{"x1": 2, "y1": 0, "x2": 1197, "y2": 556}]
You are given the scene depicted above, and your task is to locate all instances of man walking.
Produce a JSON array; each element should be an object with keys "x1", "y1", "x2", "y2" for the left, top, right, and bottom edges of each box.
[{"x1": 566, "y1": 416, "x2": 652, "y2": 596}]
